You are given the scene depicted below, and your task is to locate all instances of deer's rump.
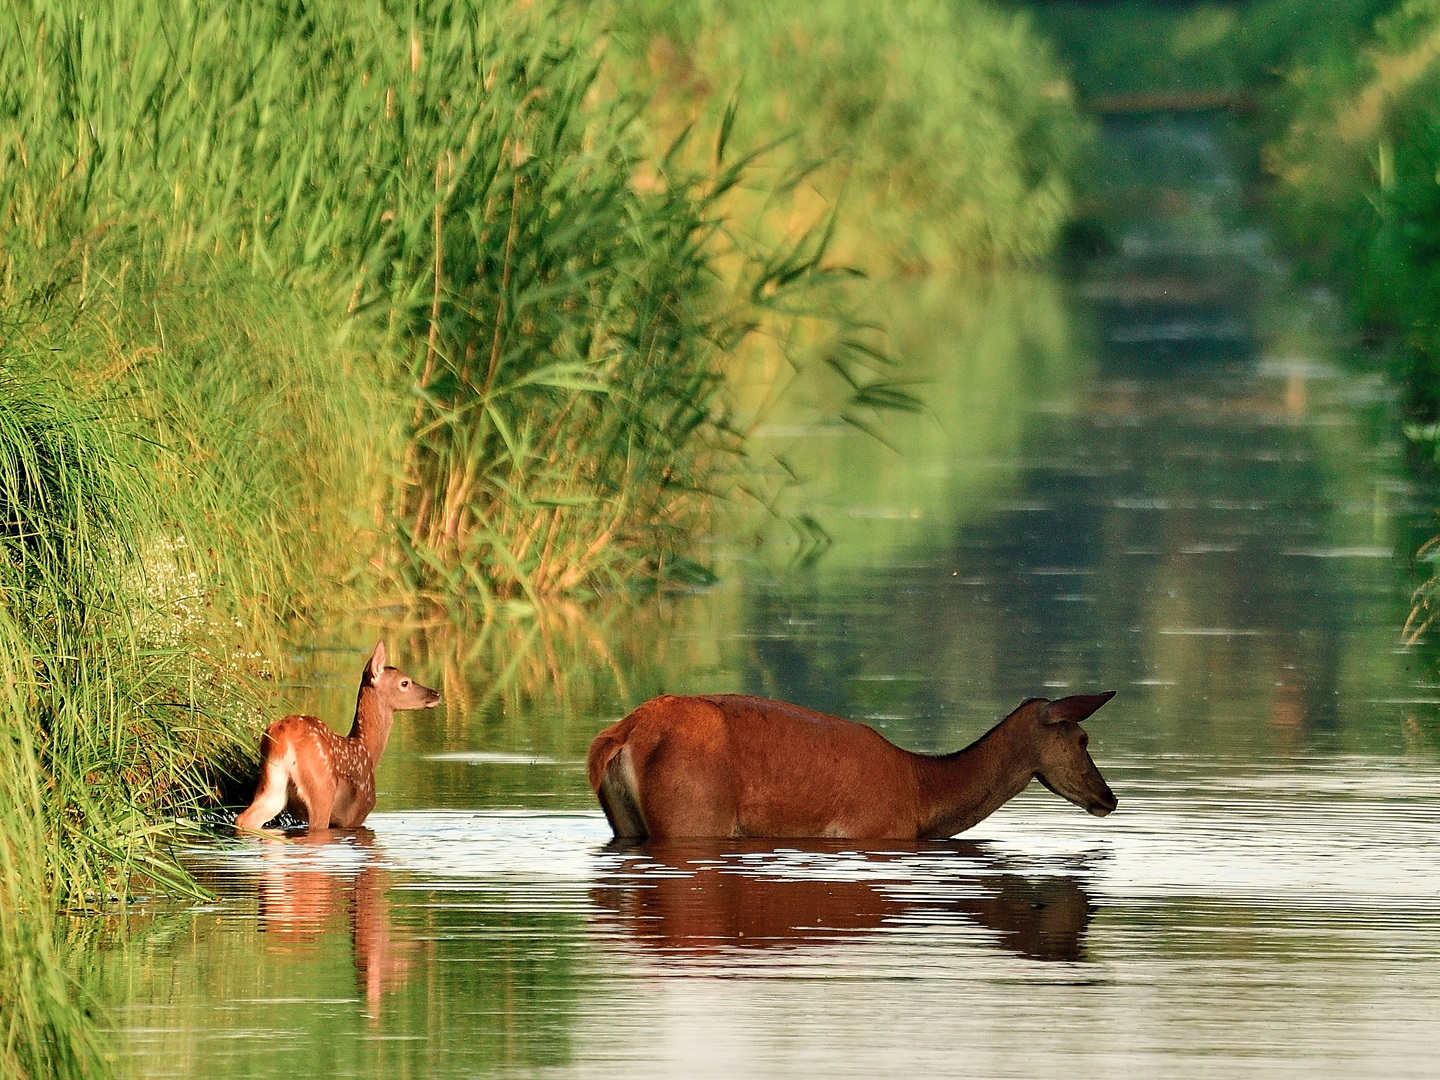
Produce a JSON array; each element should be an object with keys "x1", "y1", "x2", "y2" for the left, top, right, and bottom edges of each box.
[{"x1": 586, "y1": 694, "x2": 924, "y2": 839}]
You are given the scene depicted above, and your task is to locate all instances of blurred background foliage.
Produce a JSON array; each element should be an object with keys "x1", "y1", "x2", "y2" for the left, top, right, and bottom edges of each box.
[
  {"x1": 1023, "y1": 0, "x2": 1440, "y2": 647},
  {"x1": 598, "y1": 0, "x2": 1089, "y2": 272}
]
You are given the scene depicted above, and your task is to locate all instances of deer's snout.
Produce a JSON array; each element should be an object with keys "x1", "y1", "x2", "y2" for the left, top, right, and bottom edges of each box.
[
  {"x1": 424, "y1": 687, "x2": 441, "y2": 708},
  {"x1": 1088, "y1": 785, "x2": 1118, "y2": 817}
]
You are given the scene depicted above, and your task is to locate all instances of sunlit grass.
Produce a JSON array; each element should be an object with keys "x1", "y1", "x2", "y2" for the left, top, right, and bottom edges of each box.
[
  {"x1": 0, "y1": 357, "x2": 258, "y2": 1079},
  {"x1": 2, "y1": 0, "x2": 924, "y2": 607}
]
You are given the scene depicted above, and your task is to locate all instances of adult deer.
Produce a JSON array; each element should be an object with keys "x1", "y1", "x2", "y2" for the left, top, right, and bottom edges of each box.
[
  {"x1": 586, "y1": 692, "x2": 1117, "y2": 840},
  {"x1": 236, "y1": 641, "x2": 439, "y2": 832}
]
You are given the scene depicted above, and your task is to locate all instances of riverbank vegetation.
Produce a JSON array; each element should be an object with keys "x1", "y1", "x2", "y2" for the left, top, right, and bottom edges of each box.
[
  {"x1": 600, "y1": 0, "x2": 1088, "y2": 272},
  {"x1": 1031, "y1": 1, "x2": 1387, "y2": 103},
  {"x1": 1030, "y1": 1, "x2": 1433, "y2": 388},
  {"x1": 1, "y1": 0, "x2": 1090, "y2": 1072},
  {"x1": 1259, "y1": 1, "x2": 1440, "y2": 409},
  {"x1": 1234, "y1": 1, "x2": 1440, "y2": 632}
]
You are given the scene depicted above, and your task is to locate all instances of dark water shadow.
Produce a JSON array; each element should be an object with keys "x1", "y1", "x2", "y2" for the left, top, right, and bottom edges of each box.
[{"x1": 589, "y1": 838, "x2": 1095, "y2": 963}]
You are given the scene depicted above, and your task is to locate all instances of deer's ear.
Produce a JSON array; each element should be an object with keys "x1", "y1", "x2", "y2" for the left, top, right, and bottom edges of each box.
[
  {"x1": 1041, "y1": 691, "x2": 1116, "y2": 725},
  {"x1": 369, "y1": 640, "x2": 387, "y2": 680}
]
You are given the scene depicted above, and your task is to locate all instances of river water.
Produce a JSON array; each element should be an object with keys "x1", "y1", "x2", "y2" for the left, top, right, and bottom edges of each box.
[{"x1": 99, "y1": 115, "x2": 1440, "y2": 1077}]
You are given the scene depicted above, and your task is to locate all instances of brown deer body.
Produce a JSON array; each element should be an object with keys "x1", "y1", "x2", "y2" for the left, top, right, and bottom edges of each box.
[
  {"x1": 236, "y1": 642, "x2": 439, "y2": 831},
  {"x1": 586, "y1": 692, "x2": 1117, "y2": 840}
]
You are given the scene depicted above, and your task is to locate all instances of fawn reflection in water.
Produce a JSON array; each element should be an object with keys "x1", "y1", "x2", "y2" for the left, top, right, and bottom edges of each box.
[
  {"x1": 591, "y1": 840, "x2": 1095, "y2": 963},
  {"x1": 249, "y1": 829, "x2": 422, "y2": 1016}
]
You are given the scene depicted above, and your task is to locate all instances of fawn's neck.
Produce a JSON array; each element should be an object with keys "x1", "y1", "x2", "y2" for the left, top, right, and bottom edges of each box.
[
  {"x1": 347, "y1": 684, "x2": 394, "y2": 765},
  {"x1": 910, "y1": 718, "x2": 1037, "y2": 839}
]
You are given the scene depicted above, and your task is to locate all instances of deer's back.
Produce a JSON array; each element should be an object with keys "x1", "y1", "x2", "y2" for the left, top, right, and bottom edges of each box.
[{"x1": 263, "y1": 714, "x2": 374, "y2": 788}]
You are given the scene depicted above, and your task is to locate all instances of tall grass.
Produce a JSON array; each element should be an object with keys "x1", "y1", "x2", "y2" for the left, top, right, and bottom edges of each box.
[
  {"x1": 0, "y1": 361, "x2": 231, "y2": 900},
  {"x1": 0, "y1": 355, "x2": 254, "y2": 1080},
  {"x1": 0, "y1": 605, "x2": 109, "y2": 1080},
  {"x1": 0, "y1": 716, "x2": 107, "y2": 1080},
  {"x1": 3, "y1": 0, "x2": 916, "y2": 605},
  {"x1": 375, "y1": 41, "x2": 846, "y2": 605}
]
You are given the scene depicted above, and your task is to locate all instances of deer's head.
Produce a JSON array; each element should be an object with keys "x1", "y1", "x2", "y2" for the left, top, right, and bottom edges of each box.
[
  {"x1": 362, "y1": 640, "x2": 441, "y2": 712},
  {"x1": 1023, "y1": 692, "x2": 1117, "y2": 817}
]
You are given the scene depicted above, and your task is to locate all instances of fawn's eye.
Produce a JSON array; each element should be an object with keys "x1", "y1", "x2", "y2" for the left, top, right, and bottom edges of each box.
[{"x1": 401, "y1": 679, "x2": 410, "y2": 689}]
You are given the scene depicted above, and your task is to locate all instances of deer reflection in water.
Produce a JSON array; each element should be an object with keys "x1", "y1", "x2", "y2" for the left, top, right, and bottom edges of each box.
[
  {"x1": 591, "y1": 840, "x2": 1094, "y2": 962},
  {"x1": 251, "y1": 829, "x2": 422, "y2": 1015}
]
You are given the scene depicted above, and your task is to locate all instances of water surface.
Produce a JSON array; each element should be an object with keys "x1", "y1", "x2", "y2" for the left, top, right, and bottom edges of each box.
[{"x1": 101, "y1": 113, "x2": 1440, "y2": 1078}]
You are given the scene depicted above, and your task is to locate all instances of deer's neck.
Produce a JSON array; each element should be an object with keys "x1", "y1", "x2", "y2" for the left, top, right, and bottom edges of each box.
[
  {"x1": 348, "y1": 685, "x2": 394, "y2": 765},
  {"x1": 910, "y1": 719, "x2": 1036, "y2": 839}
]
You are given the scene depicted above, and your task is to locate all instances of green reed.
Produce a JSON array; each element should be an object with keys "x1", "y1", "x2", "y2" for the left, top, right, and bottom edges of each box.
[
  {"x1": 0, "y1": 229, "x2": 390, "y2": 909},
  {"x1": 0, "y1": 706, "x2": 107, "y2": 1080}
]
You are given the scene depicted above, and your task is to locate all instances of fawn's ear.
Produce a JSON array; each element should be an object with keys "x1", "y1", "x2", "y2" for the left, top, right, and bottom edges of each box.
[
  {"x1": 369, "y1": 640, "x2": 387, "y2": 680},
  {"x1": 1041, "y1": 691, "x2": 1116, "y2": 725}
]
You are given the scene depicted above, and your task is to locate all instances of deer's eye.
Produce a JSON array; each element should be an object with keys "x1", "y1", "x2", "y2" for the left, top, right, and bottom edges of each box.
[
  {"x1": 401, "y1": 679, "x2": 410, "y2": 689},
  {"x1": 1079, "y1": 732, "x2": 1089, "y2": 749}
]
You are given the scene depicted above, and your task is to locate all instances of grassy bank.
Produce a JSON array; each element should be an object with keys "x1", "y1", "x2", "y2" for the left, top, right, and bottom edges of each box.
[
  {"x1": 2, "y1": 0, "x2": 764, "y2": 609},
  {"x1": 0, "y1": 355, "x2": 251, "y2": 1079},
  {"x1": 4, "y1": 0, "x2": 1089, "y2": 605}
]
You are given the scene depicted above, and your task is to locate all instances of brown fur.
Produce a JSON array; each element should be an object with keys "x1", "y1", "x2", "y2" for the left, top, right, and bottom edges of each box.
[
  {"x1": 586, "y1": 692, "x2": 1118, "y2": 840},
  {"x1": 236, "y1": 641, "x2": 440, "y2": 832}
]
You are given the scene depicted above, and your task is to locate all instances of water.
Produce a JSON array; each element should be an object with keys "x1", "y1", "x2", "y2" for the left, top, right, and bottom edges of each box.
[{"x1": 99, "y1": 116, "x2": 1440, "y2": 1076}]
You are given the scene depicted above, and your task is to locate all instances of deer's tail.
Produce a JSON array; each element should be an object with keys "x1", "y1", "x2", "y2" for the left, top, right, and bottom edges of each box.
[
  {"x1": 586, "y1": 723, "x2": 626, "y2": 794},
  {"x1": 586, "y1": 721, "x2": 646, "y2": 838}
]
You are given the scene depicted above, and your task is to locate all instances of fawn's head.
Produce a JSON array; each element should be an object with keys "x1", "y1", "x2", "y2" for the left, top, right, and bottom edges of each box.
[
  {"x1": 1017, "y1": 692, "x2": 1117, "y2": 817},
  {"x1": 361, "y1": 640, "x2": 441, "y2": 712}
]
